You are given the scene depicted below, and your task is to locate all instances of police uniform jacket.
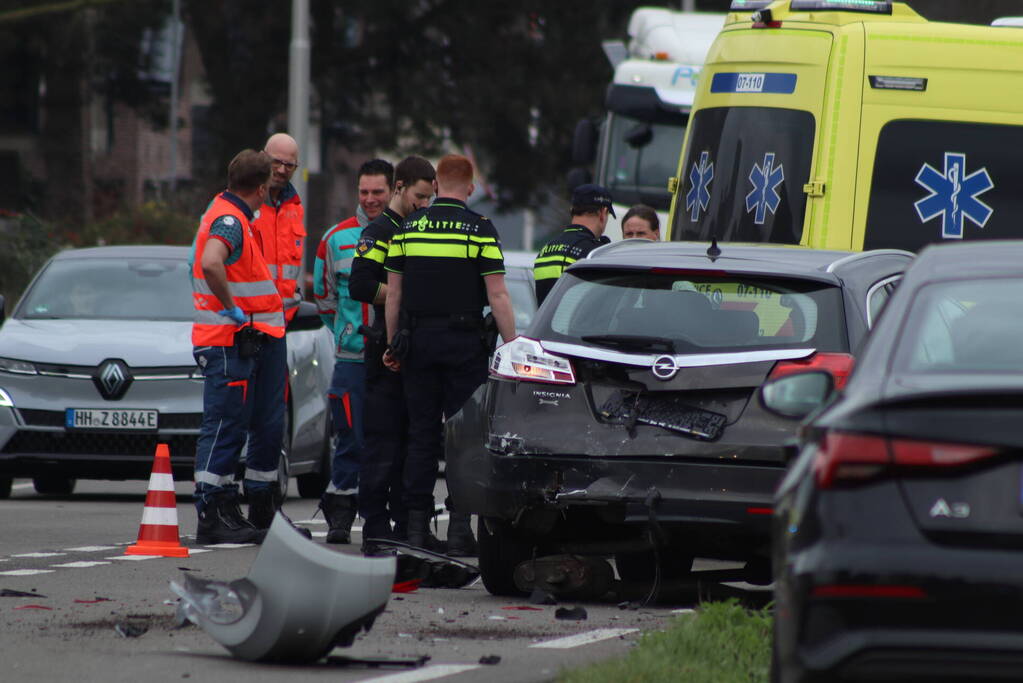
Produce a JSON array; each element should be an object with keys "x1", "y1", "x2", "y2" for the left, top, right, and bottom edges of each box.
[{"x1": 533, "y1": 224, "x2": 610, "y2": 305}]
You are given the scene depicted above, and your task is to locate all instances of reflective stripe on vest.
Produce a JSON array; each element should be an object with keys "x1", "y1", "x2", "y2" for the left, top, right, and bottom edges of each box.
[{"x1": 192, "y1": 194, "x2": 285, "y2": 346}]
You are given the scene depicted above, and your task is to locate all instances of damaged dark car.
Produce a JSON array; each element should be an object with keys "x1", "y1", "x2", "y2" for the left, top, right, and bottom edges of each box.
[{"x1": 445, "y1": 241, "x2": 913, "y2": 595}]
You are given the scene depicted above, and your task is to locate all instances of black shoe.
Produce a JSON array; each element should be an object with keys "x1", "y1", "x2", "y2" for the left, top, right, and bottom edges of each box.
[
  {"x1": 407, "y1": 508, "x2": 447, "y2": 554},
  {"x1": 247, "y1": 485, "x2": 312, "y2": 539},
  {"x1": 196, "y1": 490, "x2": 264, "y2": 545},
  {"x1": 320, "y1": 493, "x2": 357, "y2": 544},
  {"x1": 361, "y1": 515, "x2": 395, "y2": 555},
  {"x1": 446, "y1": 512, "x2": 478, "y2": 557}
]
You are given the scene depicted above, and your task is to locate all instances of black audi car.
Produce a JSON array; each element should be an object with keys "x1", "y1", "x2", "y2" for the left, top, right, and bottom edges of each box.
[
  {"x1": 444, "y1": 241, "x2": 912, "y2": 595},
  {"x1": 766, "y1": 240, "x2": 1023, "y2": 682}
]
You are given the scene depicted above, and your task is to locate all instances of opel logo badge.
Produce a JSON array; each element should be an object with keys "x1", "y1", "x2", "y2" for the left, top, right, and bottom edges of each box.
[{"x1": 651, "y1": 355, "x2": 679, "y2": 381}]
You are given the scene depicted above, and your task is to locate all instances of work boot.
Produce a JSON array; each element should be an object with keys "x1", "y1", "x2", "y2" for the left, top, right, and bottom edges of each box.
[
  {"x1": 446, "y1": 511, "x2": 478, "y2": 557},
  {"x1": 196, "y1": 489, "x2": 264, "y2": 545},
  {"x1": 360, "y1": 514, "x2": 395, "y2": 556},
  {"x1": 406, "y1": 508, "x2": 447, "y2": 554},
  {"x1": 247, "y1": 484, "x2": 312, "y2": 539},
  {"x1": 320, "y1": 493, "x2": 358, "y2": 544}
]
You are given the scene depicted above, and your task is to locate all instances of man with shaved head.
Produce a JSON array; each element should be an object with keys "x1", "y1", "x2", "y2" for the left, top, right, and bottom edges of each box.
[{"x1": 244, "y1": 132, "x2": 307, "y2": 533}]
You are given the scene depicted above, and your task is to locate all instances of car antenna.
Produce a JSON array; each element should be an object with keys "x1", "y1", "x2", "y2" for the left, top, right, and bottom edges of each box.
[{"x1": 706, "y1": 237, "x2": 721, "y2": 262}]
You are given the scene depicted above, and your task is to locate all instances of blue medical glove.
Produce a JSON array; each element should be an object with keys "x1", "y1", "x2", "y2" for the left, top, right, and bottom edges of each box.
[{"x1": 217, "y1": 306, "x2": 247, "y2": 325}]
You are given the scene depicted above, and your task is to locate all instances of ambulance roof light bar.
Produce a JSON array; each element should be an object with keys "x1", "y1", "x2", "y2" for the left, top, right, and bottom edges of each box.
[
  {"x1": 729, "y1": 0, "x2": 772, "y2": 10},
  {"x1": 789, "y1": 0, "x2": 893, "y2": 13}
]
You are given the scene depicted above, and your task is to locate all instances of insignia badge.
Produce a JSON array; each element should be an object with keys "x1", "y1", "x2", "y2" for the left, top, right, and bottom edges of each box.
[
  {"x1": 746, "y1": 152, "x2": 785, "y2": 225},
  {"x1": 686, "y1": 151, "x2": 714, "y2": 222},
  {"x1": 223, "y1": 216, "x2": 235, "y2": 225},
  {"x1": 651, "y1": 355, "x2": 679, "y2": 381},
  {"x1": 914, "y1": 152, "x2": 994, "y2": 239},
  {"x1": 356, "y1": 237, "x2": 375, "y2": 256}
]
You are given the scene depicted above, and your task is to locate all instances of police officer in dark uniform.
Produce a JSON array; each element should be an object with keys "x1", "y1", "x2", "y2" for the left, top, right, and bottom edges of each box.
[
  {"x1": 348, "y1": 155, "x2": 435, "y2": 555},
  {"x1": 533, "y1": 183, "x2": 615, "y2": 306},
  {"x1": 383, "y1": 154, "x2": 516, "y2": 552}
]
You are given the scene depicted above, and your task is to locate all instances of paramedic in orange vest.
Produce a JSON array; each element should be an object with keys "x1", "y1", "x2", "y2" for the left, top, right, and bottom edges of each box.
[
  {"x1": 244, "y1": 132, "x2": 305, "y2": 531},
  {"x1": 191, "y1": 149, "x2": 285, "y2": 545}
]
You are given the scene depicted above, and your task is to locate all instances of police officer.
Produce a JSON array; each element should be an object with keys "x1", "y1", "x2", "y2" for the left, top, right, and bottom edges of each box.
[
  {"x1": 313, "y1": 159, "x2": 394, "y2": 543},
  {"x1": 533, "y1": 183, "x2": 615, "y2": 306},
  {"x1": 247, "y1": 133, "x2": 304, "y2": 531},
  {"x1": 348, "y1": 155, "x2": 435, "y2": 554},
  {"x1": 383, "y1": 154, "x2": 516, "y2": 552},
  {"x1": 191, "y1": 150, "x2": 283, "y2": 544}
]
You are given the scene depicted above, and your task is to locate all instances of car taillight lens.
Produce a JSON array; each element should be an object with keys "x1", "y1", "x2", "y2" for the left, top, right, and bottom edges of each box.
[
  {"x1": 490, "y1": 337, "x2": 575, "y2": 385},
  {"x1": 768, "y1": 352, "x2": 854, "y2": 390},
  {"x1": 814, "y1": 431, "x2": 1000, "y2": 489}
]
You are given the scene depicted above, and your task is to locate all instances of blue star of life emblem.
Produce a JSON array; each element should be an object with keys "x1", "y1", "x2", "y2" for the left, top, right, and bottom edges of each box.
[
  {"x1": 686, "y1": 151, "x2": 714, "y2": 222},
  {"x1": 914, "y1": 152, "x2": 994, "y2": 239},
  {"x1": 745, "y1": 152, "x2": 785, "y2": 225}
]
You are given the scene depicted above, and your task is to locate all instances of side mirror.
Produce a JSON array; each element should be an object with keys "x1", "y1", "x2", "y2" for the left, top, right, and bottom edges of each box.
[
  {"x1": 566, "y1": 167, "x2": 592, "y2": 193},
  {"x1": 571, "y1": 118, "x2": 598, "y2": 166},
  {"x1": 760, "y1": 371, "x2": 835, "y2": 420},
  {"x1": 625, "y1": 122, "x2": 653, "y2": 148},
  {"x1": 286, "y1": 300, "x2": 323, "y2": 333}
]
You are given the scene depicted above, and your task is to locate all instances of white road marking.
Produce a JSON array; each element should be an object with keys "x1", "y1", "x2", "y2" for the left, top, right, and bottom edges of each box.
[
  {"x1": 671, "y1": 608, "x2": 696, "y2": 615},
  {"x1": 52, "y1": 561, "x2": 112, "y2": 568},
  {"x1": 64, "y1": 546, "x2": 119, "y2": 552},
  {"x1": 106, "y1": 555, "x2": 160, "y2": 561},
  {"x1": 530, "y1": 628, "x2": 639, "y2": 649},
  {"x1": 12, "y1": 552, "x2": 66, "y2": 558},
  {"x1": 201, "y1": 543, "x2": 255, "y2": 549},
  {"x1": 0, "y1": 569, "x2": 55, "y2": 576},
  {"x1": 357, "y1": 664, "x2": 481, "y2": 682},
  {"x1": 188, "y1": 548, "x2": 212, "y2": 554}
]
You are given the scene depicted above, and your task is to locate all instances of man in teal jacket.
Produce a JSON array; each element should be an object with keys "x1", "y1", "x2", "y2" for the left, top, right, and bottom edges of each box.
[{"x1": 313, "y1": 158, "x2": 394, "y2": 543}]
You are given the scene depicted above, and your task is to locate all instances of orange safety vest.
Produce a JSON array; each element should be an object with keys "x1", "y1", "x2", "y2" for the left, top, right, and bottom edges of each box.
[
  {"x1": 192, "y1": 193, "x2": 285, "y2": 346},
  {"x1": 253, "y1": 189, "x2": 305, "y2": 322}
]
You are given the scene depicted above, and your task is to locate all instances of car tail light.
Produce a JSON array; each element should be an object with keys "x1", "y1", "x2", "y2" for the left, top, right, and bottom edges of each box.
[
  {"x1": 490, "y1": 337, "x2": 576, "y2": 385},
  {"x1": 768, "y1": 352, "x2": 854, "y2": 389},
  {"x1": 814, "y1": 431, "x2": 1001, "y2": 489},
  {"x1": 811, "y1": 584, "x2": 927, "y2": 599}
]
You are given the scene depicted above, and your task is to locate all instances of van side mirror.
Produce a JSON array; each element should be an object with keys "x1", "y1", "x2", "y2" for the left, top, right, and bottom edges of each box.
[
  {"x1": 572, "y1": 118, "x2": 598, "y2": 166},
  {"x1": 625, "y1": 122, "x2": 653, "y2": 148},
  {"x1": 286, "y1": 300, "x2": 323, "y2": 333},
  {"x1": 566, "y1": 167, "x2": 592, "y2": 193},
  {"x1": 760, "y1": 371, "x2": 834, "y2": 420}
]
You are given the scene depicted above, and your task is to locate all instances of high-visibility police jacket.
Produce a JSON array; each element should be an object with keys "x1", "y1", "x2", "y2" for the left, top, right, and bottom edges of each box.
[
  {"x1": 253, "y1": 183, "x2": 305, "y2": 322},
  {"x1": 313, "y1": 214, "x2": 370, "y2": 362},
  {"x1": 192, "y1": 193, "x2": 285, "y2": 347},
  {"x1": 533, "y1": 224, "x2": 610, "y2": 306}
]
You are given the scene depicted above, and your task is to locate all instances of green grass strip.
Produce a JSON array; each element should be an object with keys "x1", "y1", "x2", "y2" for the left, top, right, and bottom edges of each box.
[{"x1": 559, "y1": 600, "x2": 772, "y2": 683}]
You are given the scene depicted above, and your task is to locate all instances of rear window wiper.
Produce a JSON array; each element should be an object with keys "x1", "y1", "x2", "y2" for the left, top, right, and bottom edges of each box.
[{"x1": 580, "y1": 334, "x2": 676, "y2": 353}]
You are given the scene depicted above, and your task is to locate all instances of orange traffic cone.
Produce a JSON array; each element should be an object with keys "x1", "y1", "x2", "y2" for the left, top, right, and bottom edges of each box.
[{"x1": 126, "y1": 443, "x2": 189, "y2": 557}]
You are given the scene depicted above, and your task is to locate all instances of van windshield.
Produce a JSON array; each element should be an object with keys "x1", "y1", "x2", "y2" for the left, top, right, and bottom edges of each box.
[
  {"x1": 670, "y1": 107, "x2": 815, "y2": 245},
  {"x1": 600, "y1": 113, "x2": 685, "y2": 211}
]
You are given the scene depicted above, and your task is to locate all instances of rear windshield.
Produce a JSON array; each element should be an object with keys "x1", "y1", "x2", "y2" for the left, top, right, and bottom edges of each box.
[
  {"x1": 17, "y1": 256, "x2": 194, "y2": 321},
  {"x1": 671, "y1": 107, "x2": 815, "y2": 245},
  {"x1": 895, "y1": 279, "x2": 1023, "y2": 374},
  {"x1": 532, "y1": 269, "x2": 847, "y2": 353}
]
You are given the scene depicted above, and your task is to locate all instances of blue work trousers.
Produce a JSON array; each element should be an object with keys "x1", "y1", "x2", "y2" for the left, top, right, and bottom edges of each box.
[
  {"x1": 193, "y1": 334, "x2": 286, "y2": 509},
  {"x1": 327, "y1": 360, "x2": 365, "y2": 494}
]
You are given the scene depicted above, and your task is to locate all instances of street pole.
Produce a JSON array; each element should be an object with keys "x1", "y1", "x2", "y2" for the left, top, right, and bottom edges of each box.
[
  {"x1": 682, "y1": 0, "x2": 695, "y2": 11},
  {"x1": 287, "y1": 0, "x2": 310, "y2": 221},
  {"x1": 168, "y1": 0, "x2": 181, "y2": 196}
]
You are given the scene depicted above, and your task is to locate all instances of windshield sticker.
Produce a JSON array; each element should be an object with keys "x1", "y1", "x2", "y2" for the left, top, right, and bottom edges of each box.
[
  {"x1": 686, "y1": 151, "x2": 715, "y2": 222},
  {"x1": 711, "y1": 72, "x2": 797, "y2": 94},
  {"x1": 746, "y1": 152, "x2": 785, "y2": 224},
  {"x1": 914, "y1": 152, "x2": 994, "y2": 239}
]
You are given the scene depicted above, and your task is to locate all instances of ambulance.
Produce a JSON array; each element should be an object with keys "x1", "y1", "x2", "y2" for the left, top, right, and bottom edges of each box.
[{"x1": 665, "y1": 0, "x2": 1023, "y2": 252}]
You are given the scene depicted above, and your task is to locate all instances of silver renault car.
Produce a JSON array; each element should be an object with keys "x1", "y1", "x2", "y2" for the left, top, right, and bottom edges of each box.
[{"x1": 0, "y1": 245, "x2": 334, "y2": 498}]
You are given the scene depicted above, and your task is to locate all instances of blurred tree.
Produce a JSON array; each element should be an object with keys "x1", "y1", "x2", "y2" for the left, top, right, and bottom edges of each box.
[{"x1": 180, "y1": 0, "x2": 290, "y2": 192}]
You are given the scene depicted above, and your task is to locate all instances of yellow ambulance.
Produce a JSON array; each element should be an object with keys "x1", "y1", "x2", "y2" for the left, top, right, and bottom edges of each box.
[{"x1": 666, "y1": 0, "x2": 1023, "y2": 251}]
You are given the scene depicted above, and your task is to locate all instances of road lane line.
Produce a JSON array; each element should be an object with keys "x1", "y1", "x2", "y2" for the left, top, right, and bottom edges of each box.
[
  {"x1": 530, "y1": 628, "x2": 639, "y2": 649},
  {"x1": 52, "y1": 561, "x2": 112, "y2": 568},
  {"x1": 357, "y1": 664, "x2": 481, "y2": 682},
  {"x1": 0, "y1": 569, "x2": 55, "y2": 576},
  {"x1": 12, "y1": 552, "x2": 66, "y2": 558},
  {"x1": 106, "y1": 555, "x2": 160, "y2": 561},
  {"x1": 64, "y1": 546, "x2": 119, "y2": 552}
]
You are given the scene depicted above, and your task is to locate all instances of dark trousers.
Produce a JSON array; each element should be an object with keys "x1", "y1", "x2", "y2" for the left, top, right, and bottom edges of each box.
[
  {"x1": 359, "y1": 368, "x2": 407, "y2": 525},
  {"x1": 401, "y1": 326, "x2": 488, "y2": 512}
]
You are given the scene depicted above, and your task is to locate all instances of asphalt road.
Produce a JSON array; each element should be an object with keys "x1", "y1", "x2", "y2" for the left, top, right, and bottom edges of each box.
[{"x1": 0, "y1": 478, "x2": 768, "y2": 683}]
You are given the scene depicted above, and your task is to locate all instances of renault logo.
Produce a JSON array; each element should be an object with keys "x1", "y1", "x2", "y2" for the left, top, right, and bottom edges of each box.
[
  {"x1": 93, "y1": 359, "x2": 133, "y2": 400},
  {"x1": 651, "y1": 355, "x2": 679, "y2": 381}
]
